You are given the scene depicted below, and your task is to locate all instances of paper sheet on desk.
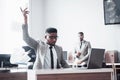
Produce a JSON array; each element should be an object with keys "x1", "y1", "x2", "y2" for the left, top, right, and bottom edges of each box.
[{"x1": 10, "y1": 48, "x2": 31, "y2": 64}]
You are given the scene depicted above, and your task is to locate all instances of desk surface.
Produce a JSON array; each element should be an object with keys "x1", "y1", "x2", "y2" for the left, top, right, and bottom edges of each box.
[
  {"x1": 28, "y1": 68, "x2": 113, "y2": 75},
  {"x1": 0, "y1": 68, "x2": 27, "y2": 73},
  {"x1": 106, "y1": 63, "x2": 120, "y2": 66},
  {"x1": 28, "y1": 68, "x2": 113, "y2": 80}
]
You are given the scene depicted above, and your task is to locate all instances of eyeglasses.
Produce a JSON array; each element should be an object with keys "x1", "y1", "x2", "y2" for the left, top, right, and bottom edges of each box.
[{"x1": 49, "y1": 36, "x2": 58, "y2": 39}]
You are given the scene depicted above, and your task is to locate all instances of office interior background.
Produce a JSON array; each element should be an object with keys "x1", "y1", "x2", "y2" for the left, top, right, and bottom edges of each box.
[
  {"x1": 0, "y1": 0, "x2": 120, "y2": 57},
  {"x1": 30, "y1": 0, "x2": 120, "y2": 52}
]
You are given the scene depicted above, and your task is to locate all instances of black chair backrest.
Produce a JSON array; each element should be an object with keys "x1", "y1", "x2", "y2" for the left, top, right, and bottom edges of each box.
[{"x1": 22, "y1": 46, "x2": 36, "y2": 62}]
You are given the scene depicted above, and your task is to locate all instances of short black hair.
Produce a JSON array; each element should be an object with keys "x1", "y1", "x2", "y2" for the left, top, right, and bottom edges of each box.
[
  {"x1": 45, "y1": 27, "x2": 57, "y2": 33},
  {"x1": 78, "y1": 32, "x2": 84, "y2": 35}
]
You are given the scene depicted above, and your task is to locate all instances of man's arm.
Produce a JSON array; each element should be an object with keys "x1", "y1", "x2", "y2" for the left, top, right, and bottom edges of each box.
[{"x1": 21, "y1": 8, "x2": 38, "y2": 51}]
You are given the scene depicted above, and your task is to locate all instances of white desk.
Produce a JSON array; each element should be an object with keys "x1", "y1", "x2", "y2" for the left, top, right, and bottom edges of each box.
[
  {"x1": 106, "y1": 63, "x2": 120, "y2": 80},
  {"x1": 28, "y1": 68, "x2": 113, "y2": 80}
]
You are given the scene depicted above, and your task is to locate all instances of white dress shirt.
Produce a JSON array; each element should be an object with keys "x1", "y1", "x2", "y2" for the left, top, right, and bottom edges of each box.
[{"x1": 44, "y1": 45, "x2": 57, "y2": 69}]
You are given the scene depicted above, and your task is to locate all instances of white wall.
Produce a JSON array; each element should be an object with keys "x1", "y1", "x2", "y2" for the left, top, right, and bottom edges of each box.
[
  {"x1": 0, "y1": 0, "x2": 28, "y2": 53},
  {"x1": 29, "y1": 0, "x2": 45, "y2": 40},
  {"x1": 30, "y1": 0, "x2": 120, "y2": 52}
]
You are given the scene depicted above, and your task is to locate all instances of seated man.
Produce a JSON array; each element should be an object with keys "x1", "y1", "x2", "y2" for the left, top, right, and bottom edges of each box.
[
  {"x1": 72, "y1": 32, "x2": 92, "y2": 67},
  {"x1": 20, "y1": 8, "x2": 70, "y2": 69}
]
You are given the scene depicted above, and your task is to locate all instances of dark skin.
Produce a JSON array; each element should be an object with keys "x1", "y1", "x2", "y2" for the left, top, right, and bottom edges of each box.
[
  {"x1": 79, "y1": 33, "x2": 84, "y2": 42},
  {"x1": 45, "y1": 33, "x2": 57, "y2": 46},
  {"x1": 20, "y1": 7, "x2": 58, "y2": 46}
]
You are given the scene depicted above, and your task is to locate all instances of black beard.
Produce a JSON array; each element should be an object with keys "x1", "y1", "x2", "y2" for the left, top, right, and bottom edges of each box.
[{"x1": 47, "y1": 43, "x2": 55, "y2": 46}]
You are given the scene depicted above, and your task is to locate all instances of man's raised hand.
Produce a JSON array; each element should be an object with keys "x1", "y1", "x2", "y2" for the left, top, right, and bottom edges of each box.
[{"x1": 20, "y1": 7, "x2": 29, "y2": 24}]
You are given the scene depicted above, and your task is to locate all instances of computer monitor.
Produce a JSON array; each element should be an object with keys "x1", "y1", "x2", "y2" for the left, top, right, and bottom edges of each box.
[
  {"x1": 0, "y1": 54, "x2": 18, "y2": 68},
  {"x1": 63, "y1": 51, "x2": 67, "y2": 61},
  {"x1": 0, "y1": 54, "x2": 10, "y2": 67}
]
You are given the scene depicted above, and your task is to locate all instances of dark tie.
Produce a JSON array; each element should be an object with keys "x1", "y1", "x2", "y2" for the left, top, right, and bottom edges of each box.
[
  {"x1": 80, "y1": 41, "x2": 82, "y2": 49},
  {"x1": 49, "y1": 46, "x2": 54, "y2": 69}
]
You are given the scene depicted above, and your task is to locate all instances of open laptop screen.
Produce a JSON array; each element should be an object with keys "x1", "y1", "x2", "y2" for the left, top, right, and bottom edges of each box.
[{"x1": 87, "y1": 48, "x2": 105, "y2": 69}]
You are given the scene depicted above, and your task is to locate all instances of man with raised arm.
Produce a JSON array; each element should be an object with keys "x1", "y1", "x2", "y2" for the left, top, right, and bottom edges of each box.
[{"x1": 21, "y1": 8, "x2": 70, "y2": 69}]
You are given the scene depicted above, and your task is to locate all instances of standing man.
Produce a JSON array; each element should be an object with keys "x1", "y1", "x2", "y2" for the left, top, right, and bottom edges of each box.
[
  {"x1": 21, "y1": 8, "x2": 70, "y2": 69},
  {"x1": 74, "y1": 32, "x2": 92, "y2": 66}
]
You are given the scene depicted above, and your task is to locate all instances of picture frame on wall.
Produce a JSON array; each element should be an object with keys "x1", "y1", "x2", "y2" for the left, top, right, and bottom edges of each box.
[{"x1": 103, "y1": 0, "x2": 120, "y2": 25}]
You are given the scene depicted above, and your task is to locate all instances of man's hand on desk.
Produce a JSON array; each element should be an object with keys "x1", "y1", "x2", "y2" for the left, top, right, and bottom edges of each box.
[
  {"x1": 74, "y1": 58, "x2": 81, "y2": 64},
  {"x1": 74, "y1": 58, "x2": 86, "y2": 65}
]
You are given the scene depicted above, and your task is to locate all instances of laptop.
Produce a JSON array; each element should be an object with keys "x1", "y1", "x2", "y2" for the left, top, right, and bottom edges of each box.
[{"x1": 87, "y1": 48, "x2": 105, "y2": 69}]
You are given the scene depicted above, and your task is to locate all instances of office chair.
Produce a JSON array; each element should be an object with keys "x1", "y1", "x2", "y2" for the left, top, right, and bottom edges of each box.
[{"x1": 22, "y1": 46, "x2": 36, "y2": 69}]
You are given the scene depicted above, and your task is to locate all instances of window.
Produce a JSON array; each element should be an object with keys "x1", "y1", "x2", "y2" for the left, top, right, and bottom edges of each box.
[{"x1": 0, "y1": 0, "x2": 29, "y2": 54}]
